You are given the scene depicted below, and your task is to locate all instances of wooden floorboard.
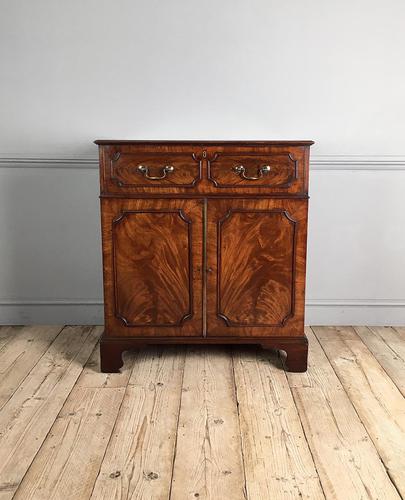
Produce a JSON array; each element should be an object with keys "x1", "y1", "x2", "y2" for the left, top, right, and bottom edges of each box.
[
  {"x1": 0, "y1": 326, "x2": 101, "y2": 500},
  {"x1": 90, "y1": 347, "x2": 186, "y2": 500},
  {"x1": 314, "y1": 326, "x2": 405, "y2": 497},
  {"x1": 288, "y1": 327, "x2": 401, "y2": 500},
  {"x1": 233, "y1": 345, "x2": 324, "y2": 500},
  {"x1": 0, "y1": 326, "x2": 23, "y2": 350},
  {"x1": 0, "y1": 325, "x2": 63, "y2": 410},
  {"x1": 14, "y1": 340, "x2": 131, "y2": 500},
  {"x1": 171, "y1": 347, "x2": 246, "y2": 500},
  {"x1": 354, "y1": 326, "x2": 405, "y2": 397},
  {"x1": 0, "y1": 325, "x2": 403, "y2": 499}
]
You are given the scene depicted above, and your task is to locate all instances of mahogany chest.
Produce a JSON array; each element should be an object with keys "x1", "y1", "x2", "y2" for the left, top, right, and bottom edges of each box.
[{"x1": 95, "y1": 140, "x2": 313, "y2": 372}]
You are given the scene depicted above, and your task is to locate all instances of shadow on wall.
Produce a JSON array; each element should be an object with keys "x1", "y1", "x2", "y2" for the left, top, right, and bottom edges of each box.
[{"x1": 0, "y1": 162, "x2": 104, "y2": 324}]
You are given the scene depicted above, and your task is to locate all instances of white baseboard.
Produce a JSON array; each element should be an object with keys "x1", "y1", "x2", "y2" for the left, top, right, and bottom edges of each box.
[
  {"x1": 305, "y1": 301, "x2": 405, "y2": 326},
  {"x1": 0, "y1": 301, "x2": 104, "y2": 325},
  {"x1": 0, "y1": 300, "x2": 403, "y2": 326}
]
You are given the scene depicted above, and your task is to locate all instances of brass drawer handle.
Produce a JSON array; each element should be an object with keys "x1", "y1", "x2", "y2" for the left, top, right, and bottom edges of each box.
[
  {"x1": 233, "y1": 164, "x2": 271, "y2": 181},
  {"x1": 137, "y1": 164, "x2": 175, "y2": 180}
]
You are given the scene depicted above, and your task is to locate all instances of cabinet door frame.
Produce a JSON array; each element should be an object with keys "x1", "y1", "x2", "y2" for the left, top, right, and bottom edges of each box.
[
  {"x1": 206, "y1": 198, "x2": 308, "y2": 337},
  {"x1": 101, "y1": 198, "x2": 203, "y2": 337}
]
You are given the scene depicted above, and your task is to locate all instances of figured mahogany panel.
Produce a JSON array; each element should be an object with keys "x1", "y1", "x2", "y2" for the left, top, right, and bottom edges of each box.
[
  {"x1": 206, "y1": 199, "x2": 308, "y2": 337},
  {"x1": 113, "y1": 210, "x2": 193, "y2": 326},
  {"x1": 207, "y1": 152, "x2": 298, "y2": 189},
  {"x1": 217, "y1": 209, "x2": 296, "y2": 326},
  {"x1": 101, "y1": 199, "x2": 203, "y2": 337}
]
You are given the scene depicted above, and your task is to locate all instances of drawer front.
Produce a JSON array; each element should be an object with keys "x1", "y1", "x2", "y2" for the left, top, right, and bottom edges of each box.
[
  {"x1": 207, "y1": 151, "x2": 303, "y2": 191},
  {"x1": 100, "y1": 144, "x2": 309, "y2": 195},
  {"x1": 101, "y1": 146, "x2": 202, "y2": 192}
]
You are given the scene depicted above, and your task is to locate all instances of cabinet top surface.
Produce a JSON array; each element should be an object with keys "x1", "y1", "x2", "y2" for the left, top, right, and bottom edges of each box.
[{"x1": 94, "y1": 139, "x2": 314, "y2": 146}]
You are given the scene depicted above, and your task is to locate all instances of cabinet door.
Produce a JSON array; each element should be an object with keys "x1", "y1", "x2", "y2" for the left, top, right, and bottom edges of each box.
[
  {"x1": 206, "y1": 199, "x2": 308, "y2": 337},
  {"x1": 101, "y1": 199, "x2": 203, "y2": 337}
]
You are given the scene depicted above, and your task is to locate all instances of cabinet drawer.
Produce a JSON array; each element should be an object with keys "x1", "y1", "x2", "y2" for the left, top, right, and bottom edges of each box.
[
  {"x1": 101, "y1": 147, "x2": 202, "y2": 192},
  {"x1": 98, "y1": 142, "x2": 310, "y2": 195},
  {"x1": 207, "y1": 151, "x2": 301, "y2": 190}
]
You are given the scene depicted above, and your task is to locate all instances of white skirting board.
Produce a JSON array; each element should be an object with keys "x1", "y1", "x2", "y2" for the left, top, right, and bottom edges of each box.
[
  {"x1": 0, "y1": 302, "x2": 404, "y2": 326},
  {"x1": 0, "y1": 302, "x2": 104, "y2": 326},
  {"x1": 305, "y1": 302, "x2": 405, "y2": 326}
]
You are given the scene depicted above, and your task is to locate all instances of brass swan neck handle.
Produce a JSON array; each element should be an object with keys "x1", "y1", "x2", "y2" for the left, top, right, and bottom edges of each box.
[
  {"x1": 233, "y1": 164, "x2": 271, "y2": 181},
  {"x1": 137, "y1": 164, "x2": 174, "y2": 180}
]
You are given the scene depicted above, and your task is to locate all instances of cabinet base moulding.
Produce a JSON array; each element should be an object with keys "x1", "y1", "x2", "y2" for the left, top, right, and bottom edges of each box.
[{"x1": 99, "y1": 334, "x2": 308, "y2": 373}]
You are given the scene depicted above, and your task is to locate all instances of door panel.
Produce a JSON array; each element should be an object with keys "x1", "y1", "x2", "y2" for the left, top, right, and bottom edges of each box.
[
  {"x1": 101, "y1": 198, "x2": 203, "y2": 337},
  {"x1": 206, "y1": 199, "x2": 308, "y2": 337}
]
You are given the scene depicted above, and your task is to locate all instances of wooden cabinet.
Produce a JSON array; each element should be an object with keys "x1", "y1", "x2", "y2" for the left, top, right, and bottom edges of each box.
[{"x1": 96, "y1": 140, "x2": 313, "y2": 372}]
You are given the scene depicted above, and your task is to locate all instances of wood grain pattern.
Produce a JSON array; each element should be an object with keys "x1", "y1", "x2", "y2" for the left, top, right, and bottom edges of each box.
[
  {"x1": 314, "y1": 326, "x2": 405, "y2": 497},
  {"x1": 109, "y1": 151, "x2": 202, "y2": 188},
  {"x1": 287, "y1": 328, "x2": 401, "y2": 500},
  {"x1": 171, "y1": 347, "x2": 246, "y2": 499},
  {"x1": 233, "y1": 346, "x2": 324, "y2": 499},
  {"x1": 354, "y1": 326, "x2": 405, "y2": 397},
  {"x1": 101, "y1": 198, "x2": 203, "y2": 338},
  {"x1": 1, "y1": 324, "x2": 404, "y2": 499},
  {"x1": 98, "y1": 140, "x2": 311, "y2": 372},
  {"x1": 217, "y1": 208, "x2": 296, "y2": 327},
  {"x1": 90, "y1": 348, "x2": 185, "y2": 500},
  {"x1": 207, "y1": 198, "x2": 307, "y2": 337},
  {"x1": 113, "y1": 209, "x2": 193, "y2": 327},
  {"x1": 0, "y1": 326, "x2": 22, "y2": 350},
  {"x1": 14, "y1": 387, "x2": 125, "y2": 500},
  {"x1": 207, "y1": 152, "x2": 298, "y2": 188},
  {"x1": 0, "y1": 325, "x2": 63, "y2": 410},
  {"x1": 0, "y1": 326, "x2": 101, "y2": 500},
  {"x1": 100, "y1": 144, "x2": 309, "y2": 196},
  {"x1": 14, "y1": 337, "x2": 130, "y2": 500}
]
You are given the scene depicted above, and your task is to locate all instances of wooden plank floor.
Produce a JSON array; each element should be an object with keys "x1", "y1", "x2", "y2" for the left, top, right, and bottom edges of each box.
[{"x1": 0, "y1": 326, "x2": 404, "y2": 500}]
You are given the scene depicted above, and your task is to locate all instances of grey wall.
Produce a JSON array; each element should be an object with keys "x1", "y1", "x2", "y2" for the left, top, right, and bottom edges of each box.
[{"x1": 1, "y1": 0, "x2": 405, "y2": 325}]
